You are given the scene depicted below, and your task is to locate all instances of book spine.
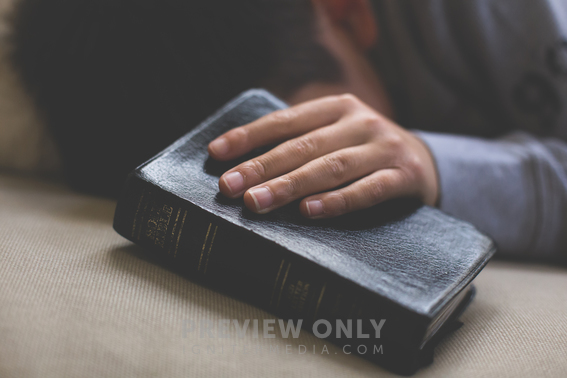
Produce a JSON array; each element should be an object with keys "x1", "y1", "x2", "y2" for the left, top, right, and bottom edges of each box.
[{"x1": 113, "y1": 173, "x2": 428, "y2": 356}]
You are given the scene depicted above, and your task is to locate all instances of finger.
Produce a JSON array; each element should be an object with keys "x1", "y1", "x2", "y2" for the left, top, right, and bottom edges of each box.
[
  {"x1": 242, "y1": 145, "x2": 387, "y2": 214},
  {"x1": 218, "y1": 118, "x2": 371, "y2": 197},
  {"x1": 208, "y1": 94, "x2": 358, "y2": 161},
  {"x1": 299, "y1": 169, "x2": 413, "y2": 218}
]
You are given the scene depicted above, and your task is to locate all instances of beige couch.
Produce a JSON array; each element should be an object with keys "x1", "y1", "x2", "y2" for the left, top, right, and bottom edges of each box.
[
  {"x1": 1, "y1": 173, "x2": 567, "y2": 378},
  {"x1": 1, "y1": 1, "x2": 566, "y2": 376}
]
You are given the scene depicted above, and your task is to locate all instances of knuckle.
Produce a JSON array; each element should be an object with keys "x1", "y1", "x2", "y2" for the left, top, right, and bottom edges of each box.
[
  {"x1": 280, "y1": 174, "x2": 302, "y2": 198},
  {"x1": 384, "y1": 133, "x2": 405, "y2": 152},
  {"x1": 323, "y1": 154, "x2": 351, "y2": 181},
  {"x1": 337, "y1": 93, "x2": 361, "y2": 108},
  {"x1": 227, "y1": 127, "x2": 249, "y2": 144},
  {"x1": 367, "y1": 178, "x2": 387, "y2": 204},
  {"x1": 358, "y1": 114, "x2": 383, "y2": 136},
  {"x1": 329, "y1": 191, "x2": 350, "y2": 215},
  {"x1": 288, "y1": 136, "x2": 317, "y2": 158},
  {"x1": 269, "y1": 109, "x2": 295, "y2": 129},
  {"x1": 242, "y1": 158, "x2": 267, "y2": 179}
]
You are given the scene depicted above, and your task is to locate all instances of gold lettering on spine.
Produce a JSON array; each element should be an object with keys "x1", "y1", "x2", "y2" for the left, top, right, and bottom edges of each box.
[
  {"x1": 198, "y1": 223, "x2": 212, "y2": 271},
  {"x1": 147, "y1": 205, "x2": 173, "y2": 248},
  {"x1": 270, "y1": 260, "x2": 285, "y2": 307},
  {"x1": 276, "y1": 262, "x2": 292, "y2": 310},
  {"x1": 287, "y1": 280, "x2": 310, "y2": 314},
  {"x1": 137, "y1": 191, "x2": 152, "y2": 241},
  {"x1": 313, "y1": 284, "x2": 326, "y2": 321},
  {"x1": 173, "y1": 210, "x2": 188, "y2": 258},
  {"x1": 168, "y1": 208, "x2": 182, "y2": 255},
  {"x1": 203, "y1": 225, "x2": 218, "y2": 274}
]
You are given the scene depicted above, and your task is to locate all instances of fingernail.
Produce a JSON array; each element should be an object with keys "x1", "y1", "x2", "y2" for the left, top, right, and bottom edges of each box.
[
  {"x1": 223, "y1": 171, "x2": 244, "y2": 194},
  {"x1": 248, "y1": 187, "x2": 274, "y2": 211},
  {"x1": 306, "y1": 200, "x2": 323, "y2": 217},
  {"x1": 209, "y1": 137, "x2": 229, "y2": 156}
]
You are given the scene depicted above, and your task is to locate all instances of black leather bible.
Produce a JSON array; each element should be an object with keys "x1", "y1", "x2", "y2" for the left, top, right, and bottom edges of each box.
[{"x1": 113, "y1": 89, "x2": 496, "y2": 375}]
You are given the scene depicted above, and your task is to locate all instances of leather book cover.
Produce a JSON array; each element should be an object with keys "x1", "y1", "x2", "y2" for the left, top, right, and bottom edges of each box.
[{"x1": 114, "y1": 89, "x2": 496, "y2": 375}]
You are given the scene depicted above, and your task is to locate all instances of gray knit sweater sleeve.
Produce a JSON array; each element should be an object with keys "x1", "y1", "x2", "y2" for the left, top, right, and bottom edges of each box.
[
  {"x1": 417, "y1": 131, "x2": 567, "y2": 258},
  {"x1": 372, "y1": 0, "x2": 567, "y2": 258}
]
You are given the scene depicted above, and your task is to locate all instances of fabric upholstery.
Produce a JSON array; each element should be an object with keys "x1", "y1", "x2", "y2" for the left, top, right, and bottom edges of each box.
[{"x1": 1, "y1": 173, "x2": 566, "y2": 378}]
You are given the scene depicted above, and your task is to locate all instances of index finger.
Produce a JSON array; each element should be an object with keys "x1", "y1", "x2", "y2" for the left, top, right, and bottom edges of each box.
[{"x1": 207, "y1": 94, "x2": 355, "y2": 161}]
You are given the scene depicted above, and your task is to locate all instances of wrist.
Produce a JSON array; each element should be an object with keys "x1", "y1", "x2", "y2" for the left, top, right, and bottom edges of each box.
[{"x1": 410, "y1": 131, "x2": 440, "y2": 207}]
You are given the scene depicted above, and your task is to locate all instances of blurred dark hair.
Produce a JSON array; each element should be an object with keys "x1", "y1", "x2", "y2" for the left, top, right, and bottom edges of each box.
[{"x1": 10, "y1": 0, "x2": 342, "y2": 196}]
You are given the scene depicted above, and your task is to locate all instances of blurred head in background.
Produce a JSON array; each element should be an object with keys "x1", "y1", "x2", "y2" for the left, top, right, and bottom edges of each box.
[{"x1": 10, "y1": 0, "x2": 386, "y2": 195}]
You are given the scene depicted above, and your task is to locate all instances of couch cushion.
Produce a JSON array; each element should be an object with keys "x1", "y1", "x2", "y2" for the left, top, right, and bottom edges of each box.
[{"x1": 0, "y1": 173, "x2": 566, "y2": 377}]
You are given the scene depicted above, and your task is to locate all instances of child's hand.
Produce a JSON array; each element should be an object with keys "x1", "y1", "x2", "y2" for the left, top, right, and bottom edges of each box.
[{"x1": 208, "y1": 94, "x2": 439, "y2": 218}]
